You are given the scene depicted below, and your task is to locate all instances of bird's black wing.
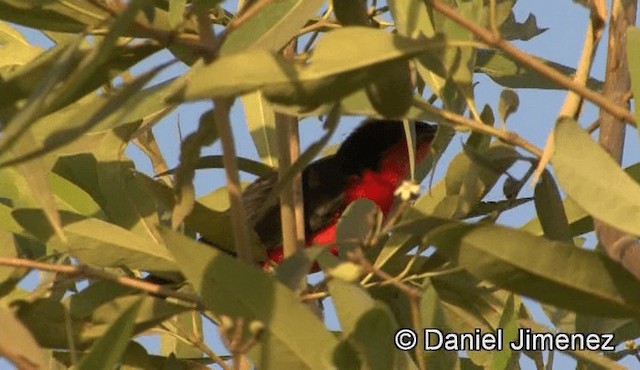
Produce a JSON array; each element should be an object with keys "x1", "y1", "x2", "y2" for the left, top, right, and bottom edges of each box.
[
  {"x1": 302, "y1": 156, "x2": 349, "y2": 235},
  {"x1": 243, "y1": 155, "x2": 349, "y2": 250},
  {"x1": 242, "y1": 172, "x2": 282, "y2": 249}
]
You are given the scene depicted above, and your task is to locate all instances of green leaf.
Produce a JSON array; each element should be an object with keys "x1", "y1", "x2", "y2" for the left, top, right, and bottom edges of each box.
[
  {"x1": 0, "y1": 41, "x2": 161, "y2": 116},
  {"x1": 0, "y1": 0, "x2": 176, "y2": 36},
  {"x1": 160, "y1": 227, "x2": 338, "y2": 369},
  {"x1": 0, "y1": 35, "x2": 84, "y2": 158},
  {"x1": 241, "y1": 91, "x2": 278, "y2": 167},
  {"x1": 497, "y1": 88, "x2": 519, "y2": 125},
  {"x1": 0, "y1": 21, "x2": 42, "y2": 67},
  {"x1": 441, "y1": 144, "x2": 518, "y2": 219},
  {"x1": 270, "y1": 90, "x2": 442, "y2": 124},
  {"x1": 365, "y1": 59, "x2": 413, "y2": 118},
  {"x1": 49, "y1": 172, "x2": 103, "y2": 216},
  {"x1": 522, "y1": 319, "x2": 625, "y2": 370},
  {"x1": 77, "y1": 298, "x2": 142, "y2": 370},
  {"x1": 522, "y1": 162, "x2": 640, "y2": 237},
  {"x1": 221, "y1": 0, "x2": 324, "y2": 55},
  {"x1": 10, "y1": 131, "x2": 66, "y2": 242},
  {"x1": 0, "y1": 64, "x2": 171, "y2": 168},
  {"x1": 552, "y1": 118, "x2": 640, "y2": 237},
  {"x1": 168, "y1": 0, "x2": 187, "y2": 29},
  {"x1": 498, "y1": 12, "x2": 548, "y2": 41},
  {"x1": 336, "y1": 199, "x2": 381, "y2": 255},
  {"x1": 432, "y1": 222, "x2": 640, "y2": 317},
  {"x1": 17, "y1": 283, "x2": 186, "y2": 349},
  {"x1": 160, "y1": 312, "x2": 203, "y2": 359},
  {"x1": 492, "y1": 295, "x2": 517, "y2": 370},
  {"x1": 533, "y1": 170, "x2": 571, "y2": 242},
  {"x1": 13, "y1": 209, "x2": 178, "y2": 274},
  {"x1": 421, "y1": 284, "x2": 459, "y2": 369},
  {"x1": 0, "y1": 305, "x2": 45, "y2": 369},
  {"x1": 0, "y1": 0, "x2": 105, "y2": 33},
  {"x1": 275, "y1": 247, "x2": 326, "y2": 290},
  {"x1": 627, "y1": 27, "x2": 640, "y2": 132},
  {"x1": 69, "y1": 283, "x2": 187, "y2": 344},
  {"x1": 157, "y1": 155, "x2": 275, "y2": 178},
  {"x1": 390, "y1": 0, "x2": 435, "y2": 37},
  {"x1": 475, "y1": 49, "x2": 604, "y2": 90},
  {"x1": 175, "y1": 27, "x2": 442, "y2": 106},
  {"x1": 328, "y1": 279, "x2": 416, "y2": 370},
  {"x1": 333, "y1": 0, "x2": 369, "y2": 26},
  {"x1": 48, "y1": 0, "x2": 150, "y2": 112}
]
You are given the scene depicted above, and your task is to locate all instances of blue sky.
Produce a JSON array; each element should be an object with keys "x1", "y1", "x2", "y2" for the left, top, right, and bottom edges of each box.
[{"x1": 6, "y1": 1, "x2": 640, "y2": 369}]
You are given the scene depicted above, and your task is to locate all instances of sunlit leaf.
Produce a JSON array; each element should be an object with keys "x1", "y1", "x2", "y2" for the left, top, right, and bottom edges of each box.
[
  {"x1": 0, "y1": 306, "x2": 45, "y2": 369},
  {"x1": 221, "y1": 0, "x2": 324, "y2": 54},
  {"x1": 627, "y1": 27, "x2": 640, "y2": 132},
  {"x1": 475, "y1": 49, "x2": 604, "y2": 90},
  {"x1": 77, "y1": 298, "x2": 142, "y2": 370},
  {"x1": 161, "y1": 227, "x2": 338, "y2": 369},
  {"x1": 241, "y1": 91, "x2": 278, "y2": 167},
  {"x1": 552, "y1": 118, "x2": 640, "y2": 237},
  {"x1": 431, "y1": 222, "x2": 640, "y2": 317}
]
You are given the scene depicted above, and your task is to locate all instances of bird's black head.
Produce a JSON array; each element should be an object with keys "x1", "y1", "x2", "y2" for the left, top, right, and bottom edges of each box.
[{"x1": 335, "y1": 119, "x2": 436, "y2": 176}]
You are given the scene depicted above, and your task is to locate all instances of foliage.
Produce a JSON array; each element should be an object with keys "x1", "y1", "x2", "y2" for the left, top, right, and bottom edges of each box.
[{"x1": 0, "y1": 0, "x2": 639, "y2": 369}]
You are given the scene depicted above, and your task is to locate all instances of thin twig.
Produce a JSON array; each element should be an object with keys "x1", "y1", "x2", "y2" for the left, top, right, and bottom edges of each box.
[
  {"x1": 412, "y1": 97, "x2": 543, "y2": 157},
  {"x1": 194, "y1": 8, "x2": 255, "y2": 264},
  {"x1": 425, "y1": 0, "x2": 635, "y2": 124},
  {"x1": 0, "y1": 257, "x2": 204, "y2": 308},
  {"x1": 64, "y1": 306, "x2": 78, "y2": 366},
  {"x1": 210, "y1": 0, "x2": 276, "y2": 56},
  {"x1": 300, "y1": 266, "x2": 462, "y2": 301},
  {"x1": 347, "y1": 250, "x2": 426, "y2": 370},
  {"x1": 586, "y1": 119, "x2": 600, "y2": 133},
  {"x1": 276, "y1": 39, "x2": 306, "y2": 261},
  {"x1": 168, "y1": 320, "x2": 231, "y2": 370}
]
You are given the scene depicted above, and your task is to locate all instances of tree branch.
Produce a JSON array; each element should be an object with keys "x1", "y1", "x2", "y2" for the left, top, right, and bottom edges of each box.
[
  {"x1": 425, "y1": 0, "x2": 635, "y2": 124},
  {"x1": 412, "y1": 97, "x2": 543, "y2": 157},
  {"x1": 0, "y1": 257, "x2": 204, "y2": 307},
  {"x1": 593, "y1": 0, "x2": 640, "y2": 279}
]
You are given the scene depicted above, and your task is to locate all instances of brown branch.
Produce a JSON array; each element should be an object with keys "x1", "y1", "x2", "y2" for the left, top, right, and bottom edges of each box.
[
  {"x1": 168, "y1": 319, "x2": 231, "y2": 370},
  {"x1": 425, "y1": 0, "x2": 635, "y2": 124},
  {"x1": 0, "y1": 257, "x2": 204, "y2": 307},
  {"x1": 213, "y1": 99, "x2": 255, "y2": 265},
  {"x1": 275, "y1": 39, "x2": 306, "y2": 262},
  {"x1": 193, "y1": 8, "x2": 255, "y2": 265},
  {"x1": 594, "y1": 0, "x2": 640, "y2": 279},
  {"x1": 412, "y1": 97, "x2": 543, "y2": 157}
]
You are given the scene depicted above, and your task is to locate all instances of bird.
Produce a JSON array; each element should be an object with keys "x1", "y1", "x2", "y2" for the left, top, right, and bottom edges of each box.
[{"x1": 242, "y1": 118, "x2": 437, "y2": 267}]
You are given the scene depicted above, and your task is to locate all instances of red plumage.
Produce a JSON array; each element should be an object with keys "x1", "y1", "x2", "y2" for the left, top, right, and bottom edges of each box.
[{"x1": 242, "y1": 119, "x2": 437, "y2": 266}]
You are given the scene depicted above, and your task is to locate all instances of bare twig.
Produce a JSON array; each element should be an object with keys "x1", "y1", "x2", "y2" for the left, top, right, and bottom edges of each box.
[
  {"x1": 586, "y1": 119, "x2": 600, "y2": 133},
  {"x1": 0, "y1": 257, "x2": 203, "y2": 307},
  {"x1": 347, "y1": 250, "x2": 426, "y2": 370},
  {"x1": 301, "y1": 266, "x2": 462, "y2": 301},
  {"x1": 425, "y1": 0, "x2": 635, "y2": 124},
  {"x1": 63, "y1": 306, "x2": 78, "y2": 366},
  {"x1": 219, "y1": 317, "x2": 256, "y2": 370},
  {"x1": 412, "y1": 97, "x2": 543, "y2": 157},
  {"x1": 168, "y1": 319, "x2": 231, "y2": 370},
  {"x1": 194, "y1": 8, "x2": 255, "y2": 264},
  {"x1": 276, "y1": 39, "x2": 306, "y2": 261},
  {"x1": 594, "y1": 0, "x2": 640, "y2": 279}
]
